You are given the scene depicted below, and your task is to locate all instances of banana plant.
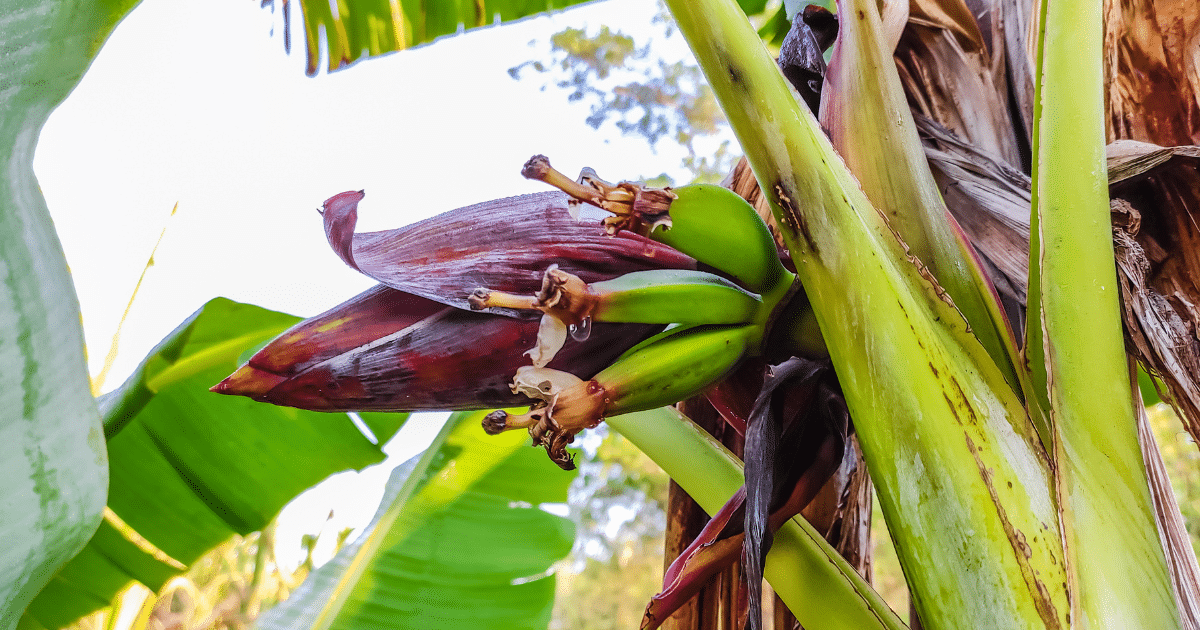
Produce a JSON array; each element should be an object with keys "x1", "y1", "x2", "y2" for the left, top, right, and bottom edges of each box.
[
  {"x1": 213, "y1": 0, "x2": 1200, "y2": 628},
  {"x1": 8, "y1": 0, "x2": 1200, "y2": 626}
]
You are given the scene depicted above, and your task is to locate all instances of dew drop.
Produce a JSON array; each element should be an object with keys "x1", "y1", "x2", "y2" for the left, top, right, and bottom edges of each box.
[{"x1": 569, "y1": 317, "x2": 592, "y2": 342}]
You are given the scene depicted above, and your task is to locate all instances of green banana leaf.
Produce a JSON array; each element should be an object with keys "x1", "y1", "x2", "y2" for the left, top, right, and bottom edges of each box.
[
  {"x1": 289, "y1": 0, "x2": 595, "y2": 75},
  {"x1": 0, "y1": 0, "x2": 140, "y2": 626},
  {"x1": 287, "y1": 0, "x2": 781, "y2": 75},
  {"x1": 21, "y1": 299, "x2": 410, "y2": 628},
  {"x1": 256, "y1": 410, "x2": 576, "y2": 630}
]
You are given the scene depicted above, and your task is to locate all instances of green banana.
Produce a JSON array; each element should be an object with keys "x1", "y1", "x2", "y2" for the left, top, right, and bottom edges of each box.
[
  {"x1": 598, "y1": 323, "x2": 759, "y2": 413},
  {"x1": 471, "y1": 266, "x2": 766, "y2": 326},
  {"x1": 484, "y1": 323, "x2": 760, "y2": 469},
  {"x1": 522, "y1": 155, "x2": 792, "y2": 294},
  {"x1": 590, "y1": 269, "x2": 764, "y2": 325},
  {"x1": 643, "y1": 184, "x2": 788, "y2": 294}
]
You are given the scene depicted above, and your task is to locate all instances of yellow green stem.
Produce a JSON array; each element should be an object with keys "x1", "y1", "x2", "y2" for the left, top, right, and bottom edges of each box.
[{"x1": 1032, "y1": 0, "x2": 1180, "y2": 625}]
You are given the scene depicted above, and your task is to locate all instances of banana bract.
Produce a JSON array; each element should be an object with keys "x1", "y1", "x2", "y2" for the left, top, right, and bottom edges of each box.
[{"x1": 213, "y1": 192, "x2": 691, "y2": 410}]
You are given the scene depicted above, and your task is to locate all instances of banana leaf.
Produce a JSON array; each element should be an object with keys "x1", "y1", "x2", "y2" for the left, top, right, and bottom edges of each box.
[
  {"x1": 278, "y1": 0, "x2": 783, "y2": 76},
  {"x1": 256, "y1": 410, "x2": 575, "y2": 630},
  {"x1": 21, "y1": 299, "x2": 410, "y2": 628},
  {"x1": 0, "y1": 0, "x2": 140, "y2": 625}
]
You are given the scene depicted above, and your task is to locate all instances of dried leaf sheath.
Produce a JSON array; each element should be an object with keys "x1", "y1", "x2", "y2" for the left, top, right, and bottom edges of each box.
[{"x1": 319, "y1": 190, "x2": 697, "y2": 317}]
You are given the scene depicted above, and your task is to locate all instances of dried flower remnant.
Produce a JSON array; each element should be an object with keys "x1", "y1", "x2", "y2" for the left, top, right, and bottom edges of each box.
[
  {"x1": 483, "y1": 366, "x2": 607, "y2": 470},
  {"x1": 471, "y1": 265, "x2": 601, "y2": 367},
  {"x1": 522, "y1": 154, "x2": 676, "y2": 235},
  {"x1": 489, "y1": 323, "x2": 760, "y2": 469}
]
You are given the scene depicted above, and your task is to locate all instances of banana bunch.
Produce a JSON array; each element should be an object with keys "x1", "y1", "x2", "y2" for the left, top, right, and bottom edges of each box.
[{"x1": 472, "y1": 156, "x2": 810, "y2": 468}]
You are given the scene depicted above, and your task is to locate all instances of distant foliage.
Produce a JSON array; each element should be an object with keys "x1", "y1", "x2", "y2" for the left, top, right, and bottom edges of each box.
[{"x1": 510, "y1": 14, "x2": 736, "y2": 184}]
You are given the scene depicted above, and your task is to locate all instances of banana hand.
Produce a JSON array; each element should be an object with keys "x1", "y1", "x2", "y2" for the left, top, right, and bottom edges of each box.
[
  {"x1": 484, "y1": 323, "x2": 760, "y2": 469},
  {"x1": 522, "y1": 155, "x2": 792, "y2": 294}
]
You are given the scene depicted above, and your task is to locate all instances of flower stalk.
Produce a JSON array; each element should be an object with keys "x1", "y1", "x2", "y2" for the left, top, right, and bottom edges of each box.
[{"x1": 1030, "y1": 0, "x2": 1181, "y2": 624}]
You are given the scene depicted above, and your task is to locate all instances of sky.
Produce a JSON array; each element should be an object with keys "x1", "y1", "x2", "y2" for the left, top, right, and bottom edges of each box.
[{"x1": 33, "y1": 0, "x2": 708, "y2": 570}]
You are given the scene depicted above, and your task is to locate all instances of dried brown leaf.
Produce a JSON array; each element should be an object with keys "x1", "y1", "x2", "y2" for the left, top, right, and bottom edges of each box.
[
  {"x1": 1104, "y1": 0, "x2": 1200, "y2": 145},
  {"x1": 799, "y1": 435, "x2": 873, "y2": 578},
  {"x1": 918, "y1": 116, "x2": 1030, "y2": 327},
  {"x1": 894, "y1": 0, "x2": 1024, "y2": 168},
  {"x1": 1109, "y1": 144, "x2": 1200, "y2": 447}
]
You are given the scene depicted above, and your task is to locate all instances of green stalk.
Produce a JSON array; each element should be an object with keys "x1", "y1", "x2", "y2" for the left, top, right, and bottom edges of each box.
[
  {"x1": 820, "y1": 0, "x2": 1027, "y2": 410},
  {"x1": 1023, "y1": 0, "x2": 1054, "y2": 449},
  {"x1": 1032, "y1": 0, "x2": 1181, "y2": 625},
  {"x1": 662, "y1": 1, "x2": 1068, "y2": 628},
  {"x1": 608, "y1": 407, "x2": 905, "y2": 630}
]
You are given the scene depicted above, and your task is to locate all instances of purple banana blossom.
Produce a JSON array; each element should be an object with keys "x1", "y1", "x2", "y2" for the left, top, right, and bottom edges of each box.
[{"x1": 213, "y1": 189, "x2": 696, "y2": 411}]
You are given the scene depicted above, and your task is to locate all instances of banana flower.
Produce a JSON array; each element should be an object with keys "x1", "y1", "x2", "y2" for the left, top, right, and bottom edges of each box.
[{"x1": 213, "y1": 189, "x2": 695, "y2": 418}]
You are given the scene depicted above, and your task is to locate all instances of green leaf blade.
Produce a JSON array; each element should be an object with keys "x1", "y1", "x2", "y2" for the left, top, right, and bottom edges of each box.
[
  {"x1": 0, "y1": 0, "x2": 140, "y2": 624},
  {"x1": 258, "y1": 411, "x2": 575, "y2": 630},
  {"x1": 24, "y1": 300, "x2": 407, "y2": 628}
]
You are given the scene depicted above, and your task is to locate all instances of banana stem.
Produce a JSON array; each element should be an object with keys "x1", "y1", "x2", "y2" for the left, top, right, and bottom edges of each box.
[
  {"x1": 662, "y1": 1, "x2": 1068, "y2": 628},
  {"x1": 1032, "y1": 0, "x2": 1181, "y2": 624}
]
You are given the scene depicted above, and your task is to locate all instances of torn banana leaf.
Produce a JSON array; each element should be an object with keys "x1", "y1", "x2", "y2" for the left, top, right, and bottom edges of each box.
[{"x1": 273, "y1": 0, "x2": 599, "y2": 76}]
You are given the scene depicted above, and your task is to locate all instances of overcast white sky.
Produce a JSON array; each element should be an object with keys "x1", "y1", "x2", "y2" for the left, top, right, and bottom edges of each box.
[{"x1": 33, "y1": 0, "x2": 708, "y2": 569}]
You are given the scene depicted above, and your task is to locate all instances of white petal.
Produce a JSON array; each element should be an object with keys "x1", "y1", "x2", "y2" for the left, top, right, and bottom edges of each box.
[
  {"x1": 524, "y1": 313, "x2": 568, "y2": 368},
  {"x1": 511, "y1": 366, "x2": 584, "y2": 402}
]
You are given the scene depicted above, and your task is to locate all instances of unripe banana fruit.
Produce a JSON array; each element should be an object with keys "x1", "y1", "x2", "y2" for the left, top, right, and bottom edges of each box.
[
  {"x1": 591, "y1": 269, "x2": 765, "y2": 324},
  {"x1": 644, "y1": 184, "x2": 787, "y2": 294},
  {"x1": 598, "y1": 323, "x2": 759, "y2": 413},
  {"x1": 485, "y1": 323, "x2": 760, "y2": 469},
  {"x1": 522, "y1": 155, "x2": 793, "y2": 294}
]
